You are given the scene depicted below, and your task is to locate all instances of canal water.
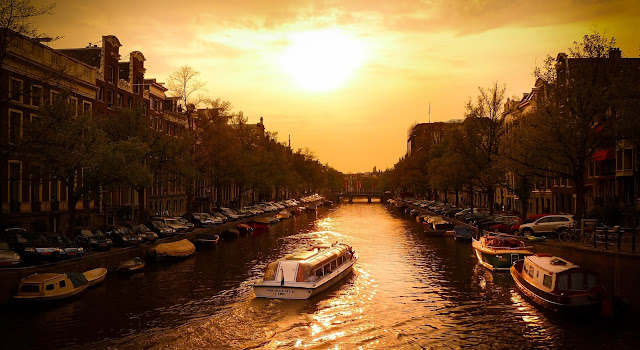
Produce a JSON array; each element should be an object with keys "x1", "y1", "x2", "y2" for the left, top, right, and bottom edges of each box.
[{"x1": 2, "y1": 203, "x2": 639, "y2": 349}]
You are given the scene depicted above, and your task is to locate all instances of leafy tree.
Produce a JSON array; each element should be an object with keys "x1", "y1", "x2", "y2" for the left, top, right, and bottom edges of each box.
[
  {"x1": 511, "y1": 31, "x2": 634, "y2": 222},
  {"x1": 455, "y1": 82, "x2": 508, "y2": 214},
  {"x1": 22, "y1": 95, "x2": 151, "y2": 234}
]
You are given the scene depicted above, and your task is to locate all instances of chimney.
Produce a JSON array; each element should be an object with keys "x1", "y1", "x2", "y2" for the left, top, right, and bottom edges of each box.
[{"x1": 609, "y1": 47, "x2": 621, "y2": 59}]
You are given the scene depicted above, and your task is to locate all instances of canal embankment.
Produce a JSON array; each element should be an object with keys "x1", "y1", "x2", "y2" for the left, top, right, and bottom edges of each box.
[
  {"x1": 0, "y1": 206, "x2": 322, "y2": 306},
  {"x1": 398, "y1": 202, "x2": 640, "y2": 312}
]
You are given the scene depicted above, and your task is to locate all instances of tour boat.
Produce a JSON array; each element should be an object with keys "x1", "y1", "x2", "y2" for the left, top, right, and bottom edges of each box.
[
  {"x1": 511, "y1": 254, "x2": 605, "y2": 311},
  {"x1": 472, "y1": 233, "x2": 533, "y2": 271},
  {"x1": 14, "y1": 267, "x2": 105, "y2": 301},
  {"x1": 150, "y1": 239, "x2": 196, "y2": 261},
  {"x1": 253, "y1": 241, "x2": 358, "y2": 299}
]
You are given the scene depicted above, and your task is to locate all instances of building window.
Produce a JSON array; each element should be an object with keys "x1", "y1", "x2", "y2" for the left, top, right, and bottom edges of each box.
[
  {"x1": 127, "y1": 96, "x2": 133, "y2": 108},
  {"x1": 108, "y1": 65, "x2": 115, "y2": 83},
  {"x1": 31, "y1": 85, "x2": 43, "y2": 107},
  {"x1": 83, "y1": 101, "x2": 92, "y2": 115},
  {"x1": 624, "y1": 149, "x2": 633, "y2": 170},
  {"x1": 117, "y1": 93, "x2": 123, "y2": 107},
  {"x1": 10, "y1": 78, "x2": 23, "y2": 103},
  {"x1": 107, "y1": 89, "x2": 114, "y2": 108},
  {"x1": 97, "y1": 86, "x2": 104, "y2": 101},
  {"x1": 69, "y1": 96, "x2": 78, "y2": 116},
  {"x1": 135, "y1": 78, "x2": 141, "y2": 95},
  {"x1": 8, "y1": 110, "x2": 22, "y2": 143},
  {"x1": 50, "y1": 90, "x2": 60, "y2": 104}
]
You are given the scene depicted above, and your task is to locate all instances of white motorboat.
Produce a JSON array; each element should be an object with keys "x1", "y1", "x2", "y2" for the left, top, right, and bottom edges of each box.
[{"x1": 253, "y1": 241, "x2": 357, "y2": 299}]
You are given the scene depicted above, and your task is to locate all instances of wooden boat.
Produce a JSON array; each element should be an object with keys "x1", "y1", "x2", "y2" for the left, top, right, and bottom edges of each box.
[
  {"x1": 236, "y1": 224, "x2": 254, "y2": 235},
  {"x1": 14, "y1": 271, "x2": 94, "y2": 302},
  {"x1": 511, "y1": 254, "x2": 606, "y2": 312},
  {"x1": 221, "y1": 228, "x2": 240, "y2": 240},
  {"x1": 453, "y1": 226, "x2": 473, "y2": 241},
  {"x1": 275, "y1": 210, "x2": 292, "y2": 220},
  {"x1": 253, "y1": 241, "x2": 358, "y2": 299},
  {"x1": 83, "y1": 268, "x2": 107, "y2": 286},
  {"x1": 248, "y1": 218, "x2": 270, "y2": 230},
  {"x1": 193, "y1": 232, "x2": 220, "y2": 247},
  {"x1": 117, "y1": 257, "x2": 145, "y2": 273},
  {"x1": 151, "y1": 239, "x2": 196, "y2": 261},
  {"x1": 472, "y1": 233, "x2": 534, "y2": 271}
]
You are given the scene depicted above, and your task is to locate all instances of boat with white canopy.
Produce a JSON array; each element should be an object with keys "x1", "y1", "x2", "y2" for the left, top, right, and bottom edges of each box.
[{"x1": 253, "y1": 241, "x2": 357, "y2": 299}]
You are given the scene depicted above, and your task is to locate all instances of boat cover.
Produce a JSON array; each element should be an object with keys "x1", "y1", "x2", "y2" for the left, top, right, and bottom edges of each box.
[
  {"x1": 154, "y1": 239, "x2": 196, "y2": 257},
  {"x1": 66, "y1": 272, "x2": 88, "y2": 288}
]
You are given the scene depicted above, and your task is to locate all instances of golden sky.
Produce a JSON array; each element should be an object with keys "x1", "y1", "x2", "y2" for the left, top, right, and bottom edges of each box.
[{"x1": 34, "y1": 0, "x2": 639, "y2": 173}]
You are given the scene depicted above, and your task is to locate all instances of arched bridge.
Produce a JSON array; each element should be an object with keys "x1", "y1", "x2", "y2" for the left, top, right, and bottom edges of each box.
[{"x1": 326, "y1": 191, "x2": 391, "y2": 203}]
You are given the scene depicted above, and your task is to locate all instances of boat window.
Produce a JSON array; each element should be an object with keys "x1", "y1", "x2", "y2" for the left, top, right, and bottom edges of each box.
[
  {"x1": 543, "y1": 274, "x2": 552, "y2": 288},
  {"x1": 523, "y1": 263, "x2": 528, "y2": 273},
  {"x1": 331, "y1": 260, "x2": 338, "y2": 269},
  {"x1": 570, "y1": 272, "x2": 586, "y2": 290},
  {"x1": 45, "y1": 284, "x2": 55, "y2": 291},
  {"x1": 263, "y1": 262, "x2": 278, "y2": 281},
  {"x1": 20, "y1": 285, "x2": 40, "y2": 293},
  {"x1": 325, "y1": 263, "x2": 331, "y2": 273},
  {"x1": 59, "y1": 280, "x2": 66, "y2": 288},
  {"x1": 558, "y1": 274, "x2": 569, "y2": 290},
  {"x1": 528, "y1": 266, "x2": 534, "y2": 278},
  {"x1": 315, "y1": 268, "x2": 324, "y2": 278}
]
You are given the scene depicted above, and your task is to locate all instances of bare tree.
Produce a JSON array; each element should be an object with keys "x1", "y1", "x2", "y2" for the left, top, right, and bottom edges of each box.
[{"x1": 166, "y1": 65, "x2": 206, "y2": 129}]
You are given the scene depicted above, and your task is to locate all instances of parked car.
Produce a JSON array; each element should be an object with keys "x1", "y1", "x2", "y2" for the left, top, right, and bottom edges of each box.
[
  {"x1": 128, "y1": 224, "x2": 158, "y2": 243},
  {"x1": 220, "y1": 208, "x2": 242, "y2": 221},
  {"x1": 104, "y1": 226, "x2": 144, "y2": 246},
  {"x1": 489, "y1": 218, "x2": 522, "y2": 234},
  {"x1": 151, "y1": 217, "x2": 189, "y2": 234},
  {"x1": 207, "y1": 212, "x2": 228, "y2": 224},
  {"x1": 3, "y1": 228, "x2": 60, "y2": 264},
  {"x1": 145, "y1": 220, "x2": 177, "y2": 238},
  {"x1": 175, "y1": 217, "x2": 195, "y2": 232},
  {"x1": 189, "y1": 213, "x2": 217, "y2": 228},
  {"x1": 0, "y1": 240, "x2": 21, "y2": 267},
  {"x1": 510, "y1": 214, "x2": 552, "y2": 234},
  {"x1": 43, "y1": 233, "x2": 84, "y2": 259},
  {"x1": 74, "y1": 228, "x2": 113, "y2": 251},
  {"x1": 519, "y1": 214, "x2": 575, "y2": 237}
]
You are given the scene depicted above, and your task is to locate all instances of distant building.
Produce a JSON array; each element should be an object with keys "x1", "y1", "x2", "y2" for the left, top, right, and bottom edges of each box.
[{"x1": 406, "y1": 121, "x2": 459, "y2": 156}]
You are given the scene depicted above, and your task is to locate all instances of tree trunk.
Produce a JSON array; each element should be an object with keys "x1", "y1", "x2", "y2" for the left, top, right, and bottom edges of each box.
[
  {"x1": 574, "y1": 176, "x2": 586, "y2": 224},
  {"x1": 488, "y1": 186, "x2": 495, "y2": 215},
  {"x1": 455, "y1": 190, "x2": 459, "y2": 207}
]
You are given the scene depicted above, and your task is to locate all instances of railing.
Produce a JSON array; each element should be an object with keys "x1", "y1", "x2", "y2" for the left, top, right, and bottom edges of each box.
[{"x1": 576, "y1": 227, "x2": 638, "y2": 253}]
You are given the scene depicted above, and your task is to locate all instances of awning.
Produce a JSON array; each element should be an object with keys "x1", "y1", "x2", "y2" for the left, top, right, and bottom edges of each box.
[{"x1": 592, "y1": 149, "x2": 615, "y2": 161}]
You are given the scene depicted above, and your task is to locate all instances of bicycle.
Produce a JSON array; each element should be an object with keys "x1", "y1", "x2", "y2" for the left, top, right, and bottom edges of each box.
[{"x1": 558, "y1": 227, "x2": 581, "y2": 242}]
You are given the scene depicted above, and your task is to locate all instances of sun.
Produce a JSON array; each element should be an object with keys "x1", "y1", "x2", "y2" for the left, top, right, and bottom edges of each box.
[{"x1": 279, "y1": 29, "x2": 365, "y2": 92}]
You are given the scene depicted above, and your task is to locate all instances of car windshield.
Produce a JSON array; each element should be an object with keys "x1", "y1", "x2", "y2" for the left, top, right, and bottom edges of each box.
[
  {"x1": 164, "y1": 219, "x2": 179, "y2": 225},
  {"x1": 93, "y1": 230, "x2": 106, "y2": 238},
  {"x1": 25, "y1": 234, "x2": 47, "y2": 243},
  {"x1": 45, "y1": 235, "x2": 63, "y2": 243},
  {"x1": 80, "y1": 229, "x2": 94, "y2": 238},
  {"x1": 153, "y1": 221, "x2": 168, "y2": 228},
  {"x1": 0, "y1": 241, "x2": 10, "y2": 250}
]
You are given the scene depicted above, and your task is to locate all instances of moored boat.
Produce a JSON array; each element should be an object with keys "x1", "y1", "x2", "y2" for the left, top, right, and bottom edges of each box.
[
  {"x1": 150, "y1": 239, "x2": 196, "y2": 261},
  {"x1": 83, "y1": 268, "x2": 107, "y2": 286},
  {"x1": 253, "y1": 241, "x2": 358, "y2": 299},
  {"x1": 472, "y1": 233, "x2": 533, "y2": 271},
  {"x1": 236, "y1": 224, "x2": 254, "y2": 235},
  {"x1": 193, "y1": 232, "x2": 220, "y2": 247},
  {"x1": 220, "y1": 229, "x2": 240, "y2": 240},
  {"x1": 14, "y1": 271, "x2": 93, "y2": 302},
  {"x1": 248, "y1": 218, "x2": 270, "y2": 230},
  {"x1": 117, "y1": 257, "x2": 145, "y2": 273},
  {"x1": 275, "y1": 210, "x2": 292, "y2": 220},
  {"x1": 511, "y1": 254, "x2": 605, "y2": 312},
  {"x1": 453, "y1": 226, "x2": 473, "y2": 241}
]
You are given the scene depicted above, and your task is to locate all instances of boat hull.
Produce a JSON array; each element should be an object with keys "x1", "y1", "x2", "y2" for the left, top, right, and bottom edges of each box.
[
  {"x1": 253, "y1": 259, "x2": 356, "y2": 300},
  {"x1": 510, "y1": 263, "x2": 599, "y2": 311},
  {"x1": 472, "y1": 238, "x2": 533, "y2": 271}
]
